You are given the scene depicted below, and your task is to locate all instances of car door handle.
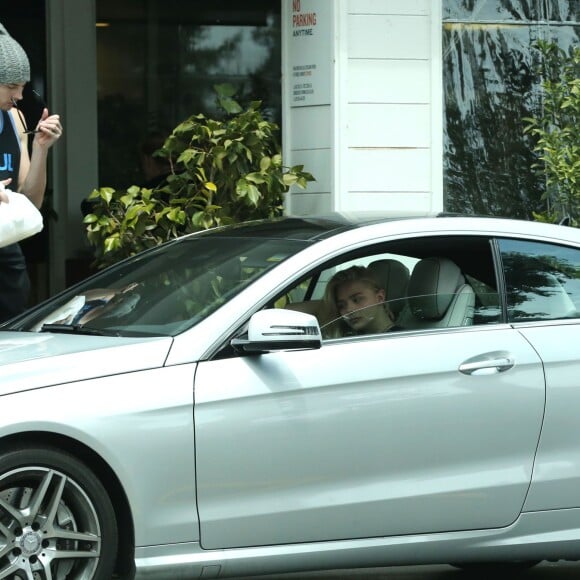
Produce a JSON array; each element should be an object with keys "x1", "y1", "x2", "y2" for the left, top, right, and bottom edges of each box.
[{"x1": 459, "y1": 356, "x2": 515, "y2": 376}]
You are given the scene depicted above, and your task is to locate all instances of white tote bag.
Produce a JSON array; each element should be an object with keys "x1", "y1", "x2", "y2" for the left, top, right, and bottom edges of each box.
[{"x1": 0, "y1": 188, "x2": 44, "y2": 249}]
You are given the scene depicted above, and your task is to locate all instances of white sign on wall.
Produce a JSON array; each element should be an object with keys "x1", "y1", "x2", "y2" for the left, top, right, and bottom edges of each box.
[{"x1": 288, "y1": 0, "x2": 332, "y2": 107}]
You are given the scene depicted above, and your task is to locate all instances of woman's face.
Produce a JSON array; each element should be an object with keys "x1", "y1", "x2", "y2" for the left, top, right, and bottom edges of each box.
[{"x1": 335, "y1": 280, "x2": 385, "y2": 333}]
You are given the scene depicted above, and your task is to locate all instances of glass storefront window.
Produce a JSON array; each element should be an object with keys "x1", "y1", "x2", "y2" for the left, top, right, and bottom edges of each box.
[
  {"x1": 442, "y1": 0, "x2": 579, "y2": 218},
  {"x1": 444, "y1": 0, "x2": 577, "y2": 22},
  {"x1": 443, "y1": 0, "x2": 542, "y2": 21},
  {"x1": 96, "y1": 0, "x2": 281, "y2": 189}
]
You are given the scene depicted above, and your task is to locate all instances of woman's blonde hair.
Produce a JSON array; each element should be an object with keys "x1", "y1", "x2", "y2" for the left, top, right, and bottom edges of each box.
[
  {"x1": 321, "y1": 265, "x2": 394, "y2": 338},
  {"x1": 326, "y1": 266, "x2": 381, "y2": 301}
]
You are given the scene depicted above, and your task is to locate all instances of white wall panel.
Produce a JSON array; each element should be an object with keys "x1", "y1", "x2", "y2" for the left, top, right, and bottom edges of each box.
[
  {"x1": 348, "y1": 104, "x2": 430, "y2": 148},
  {"x1": 348, "y1": 0, "x2": 429, "y2": 15},
  {"x1": 348, "y1": 148, "x2": 431, "y2": 192},
  {"x1": 289, "y1": 105, "x2": 333, "y2": 150},
  {"x1": 348, "y1": 15, "x2": 430, "y2": 60},
  {"x1": 341, "y1": 191, "x2": 434, "y2": 213},
  {"x1": 287, "y1": 192, "x2": 333, "y2": 216},
  {"x1": 348, "y1": 59, "x2": 430, "y2": 103},
  {"x1": 282, "y1": 0, "x2": 441, "y2": 215},
  {"x1": 290, "y1": 148, "x2": 333, "y2": 193}
]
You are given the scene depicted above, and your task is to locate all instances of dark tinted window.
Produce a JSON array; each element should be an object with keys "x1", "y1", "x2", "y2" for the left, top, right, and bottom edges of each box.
[
  {"x1": 499, "y1": 239, "x2": 580, "y2": 322},
  {"x1": 96, "y1": 0, "x2": 281, "y2": 189}
]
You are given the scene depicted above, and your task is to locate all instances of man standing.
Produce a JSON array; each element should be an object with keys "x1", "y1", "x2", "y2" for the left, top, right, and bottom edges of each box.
[{"x1": 0, "y1": 22, "x2": 62, "y2": 322}]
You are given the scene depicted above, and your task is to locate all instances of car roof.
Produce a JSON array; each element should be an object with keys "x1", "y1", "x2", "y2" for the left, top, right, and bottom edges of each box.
[{"x1": 189, "y1": 212, "x2": 580, "y2": 245}]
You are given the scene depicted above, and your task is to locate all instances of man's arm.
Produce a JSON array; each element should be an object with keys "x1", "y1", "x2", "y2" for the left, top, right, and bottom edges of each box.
[
  {"x1": 11, "y1": 108, "x2": 31, "y2": 193},
  {"x1": 11, "y1": 107, "x2": 62, "y2": 209}
]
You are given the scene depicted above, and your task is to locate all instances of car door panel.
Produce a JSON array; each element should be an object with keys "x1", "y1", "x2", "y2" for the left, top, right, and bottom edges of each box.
[
  {"x1": 194, "y1": 326, "x2": 545, "y2": 549},
  {"x1": 518, "y1": 323, "x2": 580, "y2": 511},
  {"x1": 496, "y1": 237, "x2": 580, "y2": 512}
]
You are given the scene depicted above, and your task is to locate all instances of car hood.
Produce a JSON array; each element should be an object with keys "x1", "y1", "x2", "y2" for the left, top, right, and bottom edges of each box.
[{"x1": 0, "y1": 331, "x2": 173, "y2": 395}]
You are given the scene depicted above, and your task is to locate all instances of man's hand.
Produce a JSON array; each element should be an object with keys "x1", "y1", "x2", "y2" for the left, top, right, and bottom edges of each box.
[
  {"x1": 0, "y1": 179, "x2": 11, "y2": 204},
  {"x1": 33, "y1": 108, "x2": 63, "y2": 147}
]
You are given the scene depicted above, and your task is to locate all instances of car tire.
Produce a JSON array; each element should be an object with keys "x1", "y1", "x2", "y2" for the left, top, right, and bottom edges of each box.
[
  {"x1": 0, "y1": 445, "x2": 118, "y2": 579},
  {"x1": 450, "y1": 560, "x2": 541, "y2": 574}
]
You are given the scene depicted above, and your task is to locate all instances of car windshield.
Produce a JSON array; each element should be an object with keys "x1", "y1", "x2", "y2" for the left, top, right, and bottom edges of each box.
[{"x1": 8, "y1": 233, "x2": 309, "y2": 337}]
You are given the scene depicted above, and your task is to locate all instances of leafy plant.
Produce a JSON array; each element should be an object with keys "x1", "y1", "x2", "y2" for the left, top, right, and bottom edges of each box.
[
  {"x1": 524, "y1": 40, "x2": 579, "y2": 225},
  {"x1": 84, "y1": 85, "x2": 314, "y2": 268}
]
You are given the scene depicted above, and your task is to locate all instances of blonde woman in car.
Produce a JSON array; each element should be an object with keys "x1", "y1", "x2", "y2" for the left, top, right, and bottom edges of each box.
[{"x1": 323, "y1": 265, "x2": 399, "y2": 337}]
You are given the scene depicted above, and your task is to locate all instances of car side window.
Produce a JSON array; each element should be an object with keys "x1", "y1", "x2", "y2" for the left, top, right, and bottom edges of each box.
[
  {"x1": 498, "y1": 239, "x2": 580, "y2": 322},
  {"x1": 279, "y1": 235, "x2": 499, "y2": 339}
]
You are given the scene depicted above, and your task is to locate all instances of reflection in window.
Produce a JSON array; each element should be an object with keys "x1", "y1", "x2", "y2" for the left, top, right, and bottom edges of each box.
[
  {"x1": 96, "y1": 0, "x2": 281, "y2": 189},
  {"x1": 499, "y1": 238, "x2": 580, "y2": 322},
  {"x1": 19, "y1": 234, "x2": 309, "y2": 337},
  {"x1": 443, "y1": 1, "x2": 579, "y2": 218},
  {"x1": 443, "y1": 0, "x2": 579, "y2": 21}
]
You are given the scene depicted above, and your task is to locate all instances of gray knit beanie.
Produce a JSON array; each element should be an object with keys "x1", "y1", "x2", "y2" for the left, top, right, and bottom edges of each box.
[{"x1": 0, "y1": 23, "x2": 30, "y2": 84}]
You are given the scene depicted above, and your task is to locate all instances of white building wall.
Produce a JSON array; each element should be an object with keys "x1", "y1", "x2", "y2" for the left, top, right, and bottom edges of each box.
[{"x1": 282, "y1": 0, "x2": 443, "y2": 215}]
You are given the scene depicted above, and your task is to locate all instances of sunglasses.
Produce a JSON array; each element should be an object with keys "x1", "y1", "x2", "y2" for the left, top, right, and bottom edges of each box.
[{"x1": 12, "y1": 90, "x2": 48, "y2": 135}]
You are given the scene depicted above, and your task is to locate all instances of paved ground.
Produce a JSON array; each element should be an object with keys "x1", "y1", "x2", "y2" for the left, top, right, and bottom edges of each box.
[{"x1": 229, "y1": 561, "x2": 580, "y2": 579}]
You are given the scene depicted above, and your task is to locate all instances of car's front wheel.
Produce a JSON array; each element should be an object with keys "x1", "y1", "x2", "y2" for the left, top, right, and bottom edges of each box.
[{"x1": 0, "y1": 446, "x2": 118, "y2": 579}]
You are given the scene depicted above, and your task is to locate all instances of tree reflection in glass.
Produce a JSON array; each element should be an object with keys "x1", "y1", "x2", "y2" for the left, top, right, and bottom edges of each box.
[
  {"x1": 499, "y1": 239, "x2": 580, "y2": 321},
  {"x1": 442, "y1": 0, "x2": 579, "y2": 219}
]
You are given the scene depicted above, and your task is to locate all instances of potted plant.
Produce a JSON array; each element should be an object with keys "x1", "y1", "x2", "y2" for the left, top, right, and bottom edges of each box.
[{"x1": 84, "y1": 85, "x2": 315, "y2": 268}]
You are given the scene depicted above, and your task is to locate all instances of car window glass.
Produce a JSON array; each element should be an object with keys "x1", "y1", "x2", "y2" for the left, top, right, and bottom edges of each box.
[
  {"x1": 498, "y1": 239, "x2": 580, "y2": 322},
  {"x1": 279, "y1": 236, "x2": 499, "y2": 340},
  {"x1": 14, "y1": 236, "x2": 309, "y2": 337},
  {"x1": 466, "y1": 274, "x2": 501, "y2": 324},
  {"x1": 310, "y1": 253, "x2": 420, "y2": 300}
]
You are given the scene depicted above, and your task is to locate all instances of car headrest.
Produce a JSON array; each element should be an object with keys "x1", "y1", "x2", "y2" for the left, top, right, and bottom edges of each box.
[
  {"x1": 368, "y1": 259, "x2": 410, "y2": 315},
  {"x1": 407, "y1": 257, "x2": 465, "y2": 320}
]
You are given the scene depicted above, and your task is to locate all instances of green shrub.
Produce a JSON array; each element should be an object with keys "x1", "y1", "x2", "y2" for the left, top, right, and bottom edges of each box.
[
  {"x1": 524, "y1": 41, "x2": 579, "y2": 225},
  {"x1": 84, "y1": 85, "x2": 314, "y2": 268}
]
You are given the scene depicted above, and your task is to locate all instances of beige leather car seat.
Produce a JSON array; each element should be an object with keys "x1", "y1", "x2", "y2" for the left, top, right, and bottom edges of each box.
[
  {"x1": 367, "y1": 259, "x2": 410, "y2": 317},
  {"x1": 397, "y1": 257, "x2": 475, "y2": 329}
]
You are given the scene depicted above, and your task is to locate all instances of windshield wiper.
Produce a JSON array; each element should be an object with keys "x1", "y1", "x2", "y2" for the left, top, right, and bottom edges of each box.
[{"x1": 40, "y1": 323, "x2": 120, "y2": 336}]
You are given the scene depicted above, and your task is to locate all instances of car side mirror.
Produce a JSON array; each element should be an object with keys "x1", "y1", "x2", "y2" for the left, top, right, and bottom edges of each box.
[{"x1": 231, "y1": 309, "x2": 322, "y2": 354}]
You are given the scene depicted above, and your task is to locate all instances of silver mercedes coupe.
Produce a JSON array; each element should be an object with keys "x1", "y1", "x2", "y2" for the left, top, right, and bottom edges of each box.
[{"x1": 1, "y1": 213, "x2": 580, "y2": 579}]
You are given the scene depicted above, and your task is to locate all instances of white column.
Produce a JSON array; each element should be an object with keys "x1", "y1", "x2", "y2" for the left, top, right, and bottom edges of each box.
[
  {"x1": 283, "y1": 0, "x2": 443, "y2": 216},
  {"x1": 282, "y1": 0, "x2": 340, "y2": 215}
]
